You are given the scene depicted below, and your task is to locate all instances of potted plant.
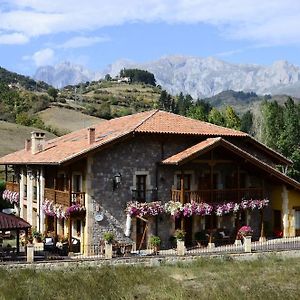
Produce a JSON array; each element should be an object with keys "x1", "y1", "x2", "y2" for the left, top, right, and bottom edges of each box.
[
  {"x1": 32, "y1": 228, "x2": 42, "y2": 243},
  {"x1": 237, "y1": 226, "x2": 253, "y2": 240},
  {"x1": 149, "y1": 235, "x2": 161, "y2": 255},
  {"x1": 103, "y1": 232, "x2": 114, "y2": 259},
  {"x1": 174, "y1": 229, "x2": 186, "y2": 241},
  {"x1": 174, "y1": 229, "x2": 186, "y2": 256},
  {"x1": 103, "y1": 232, "x2": 115, "y2": 244}
]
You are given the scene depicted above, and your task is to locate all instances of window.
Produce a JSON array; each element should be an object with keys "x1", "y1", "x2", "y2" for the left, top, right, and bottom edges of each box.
[
  {"x1": 135, "y1": 175, "x2": 147, "y2": 201},
  {"x1": 72, "y1": 174, "x2": 82, "y2": 192},
  {"x1": 176, "y1": 174, "x2": 191, "y2": 190}
]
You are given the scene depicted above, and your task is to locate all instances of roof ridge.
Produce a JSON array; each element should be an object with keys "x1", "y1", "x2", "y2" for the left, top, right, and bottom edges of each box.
[{"x1": 133, "y1": 109, "x2": 159, "y2": 132}]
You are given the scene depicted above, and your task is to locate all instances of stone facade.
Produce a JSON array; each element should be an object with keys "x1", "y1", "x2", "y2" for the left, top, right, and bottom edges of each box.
[{"x1": 88, "y1": 133, "x2": 277, "y2": 248}]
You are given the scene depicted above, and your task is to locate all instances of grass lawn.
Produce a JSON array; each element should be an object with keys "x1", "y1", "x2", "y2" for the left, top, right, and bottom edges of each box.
[{"x1": 0, "y1": 256, "x2": 299, "y2": 300}]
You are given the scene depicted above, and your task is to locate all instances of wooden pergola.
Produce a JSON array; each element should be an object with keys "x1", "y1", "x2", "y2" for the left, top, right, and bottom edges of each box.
[{"x1": 0, "y1": 212, "x2": 31, "y2": 254}]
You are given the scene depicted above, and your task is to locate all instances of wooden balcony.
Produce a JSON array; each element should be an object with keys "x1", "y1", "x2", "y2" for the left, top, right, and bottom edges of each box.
[
  {"x1": 6, "y1": 182, "x2": 19, "y2": 192},
  {"x1": 171, "y1": 188, "x2": 263, "y2": 203},
  {"x1": 44, "y1": 188, "x2": 85, "y2": 207}
]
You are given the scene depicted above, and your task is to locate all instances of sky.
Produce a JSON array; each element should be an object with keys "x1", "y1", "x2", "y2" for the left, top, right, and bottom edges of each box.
[{"x1": 0, "y1": 0, "x2": 300, "y2": 76}]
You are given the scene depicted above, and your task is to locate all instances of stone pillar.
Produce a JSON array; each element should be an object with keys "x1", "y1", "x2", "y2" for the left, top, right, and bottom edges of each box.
[
  {"x1": 105, "y1": 243, "x2": 113, "y2": 259},
  {"x1": 177, "y1": 240, "x2": 185, "y2": 256},
  {"x1": 244, "y1": 236, "x2": 252, "y2": 253},
  {"x1": 27, "y1": 169, "x2": 34, "y2": 225},
  {"x1": 282, "y1": 185, "x2": 289, "y2": 237},
  {"x1": 289, "y1": 210, "x2": 295, "y2": 237},
  {"x1": 40, "y1": 167, "x2": 45, "y2": 233},
  {"x1": 36, "y1": 169, "x2": 40, "y2": 232},
  {"x1": 27, "y1": 244, "x2": 34, "y2": 263},
  {"x1": 19, "y1": 168, "x2": 25, "y2": 219},
  {"x1": 84, "y1": 156, "x2": 94, "y2": 254}
]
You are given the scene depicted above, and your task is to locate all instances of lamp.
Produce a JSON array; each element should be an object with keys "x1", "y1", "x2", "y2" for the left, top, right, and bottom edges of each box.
[{"x1": 113, "y1": 172, "x2": 122, "y2": 191}]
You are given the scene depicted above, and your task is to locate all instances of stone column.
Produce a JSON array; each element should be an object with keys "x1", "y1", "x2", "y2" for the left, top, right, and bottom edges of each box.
[
  {"x1": 40, "y1": 167, "x2": 45, "y2": 233},
  {"x1": 27, "y1": 169, "x2": 34, "y2": 225},
  {"x1": 36, "y1": 169, "x2": 40, "y2": 232},
  {"x1": 84, "y1": 156, "x2": 94, "y2": 254},
  {"x1": 177, "y1": 240, "x2": 185, "y2": 256},
  {"x1": 282, "y1": 185, "x2": 289, "y2": 237},
  {"x1": 289, "y1": 209, "x2": 295, "y2": 237},
  {"x1": 19, "y1": 168, "x2": 25, "y2": 219}
]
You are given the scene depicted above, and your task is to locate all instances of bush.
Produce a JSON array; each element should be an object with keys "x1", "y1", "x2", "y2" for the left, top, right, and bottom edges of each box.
[
  {"x1": 103, "y1": 232, "x2": 114, "y2": 244},
  {"x1": 174, "y1": 229, "x2": 186, "y2": 241},
  {"x1": 149, "y1": 235, "x2": 161, "y2": 247}
]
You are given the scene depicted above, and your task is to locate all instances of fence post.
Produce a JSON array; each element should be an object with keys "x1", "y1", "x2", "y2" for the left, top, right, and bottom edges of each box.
[
  {"x1": 105, "y1": 243, "x2": 113, "y2": 259},
  {"x1": 26, "y1": 244, "x2": 34, "y2": 263},
  {"x1": 244, "y1": 236, "x2": 252, "y2": 253},
  {"x1": 177, "y1": 240, "x2": 185, "y2": 256}
]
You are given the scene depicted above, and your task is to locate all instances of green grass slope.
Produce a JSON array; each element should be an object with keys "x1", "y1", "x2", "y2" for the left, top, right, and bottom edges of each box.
[
  {"x1": 0, "y1": 257, "x2": 299, "y2": 299},
  {"x1": 38, "y1": 107, "x2": 105, "y2": 134},
  {"x1": 0, "y1": 121, "x2": 56, "y2": 157}
]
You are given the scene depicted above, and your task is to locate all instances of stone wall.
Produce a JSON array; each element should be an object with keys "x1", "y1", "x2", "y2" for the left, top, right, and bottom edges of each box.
[{"x1": 90, "y1": 134, "x2": 192, "y2": 246}]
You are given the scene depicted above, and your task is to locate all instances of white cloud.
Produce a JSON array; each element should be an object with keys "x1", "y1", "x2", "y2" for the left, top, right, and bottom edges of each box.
[
  {"x1": 1, "y1": 0, "x2": 300, "y2": 45},
  {"x1": 0, "y1": 32, "x2": 28, "y2": 44},
  {"x1": 23, "y1": 48, "x2": 55, "y2": 66},
  {"x1": 57, "y1": 36, "x2": 110, "y2": 49}
]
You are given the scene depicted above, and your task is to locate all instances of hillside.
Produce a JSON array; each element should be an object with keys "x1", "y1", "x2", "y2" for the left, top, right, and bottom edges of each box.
[
  {"x1": 0, "y1": 66, "x2": 49, "y2": 92},
  {"x1": 0, "y1": 121, "x2": 56, "y2": 157},
  {"x1": 58, "y1": 80, "x2": 161, "y2": 118},
  {"x1": 38, "y1": 107, "x2": 105, "y2": 134}
]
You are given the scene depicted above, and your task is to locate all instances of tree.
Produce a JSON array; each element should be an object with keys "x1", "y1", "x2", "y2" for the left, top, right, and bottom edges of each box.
[
  {"x1": 177, "y1": 93, "x2": 193, "y2": 116},
  {"x1": 47, "y1": 87, "x2": 58, "y2": 101},
  {"x1": 240, "y1": 111, "x2": 253, "y2": 134},
  {"x1": 260, "y1": 100, "x2": 283, "y2": 151},
  {"x1": 187, "y1": 105, "x2": 207, "y2": 121},
  {"x1": 224, "y1": 106, "x2": 241, "y2": 130},
  {"x1": 278, "y1": 97, "x2": 300, "y2": 157},
  {"x1": 104, "y1": 74, "x2": 112, "y2": 81},
  {"x1": 208, "y1": 108, "x2": 225, "y2": 126},
  {"x1": 119, "y1": 69, "x2": 156, "y2": 86}
]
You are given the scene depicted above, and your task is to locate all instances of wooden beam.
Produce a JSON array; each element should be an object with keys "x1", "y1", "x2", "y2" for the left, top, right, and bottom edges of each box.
[{"x1": 193, "y1": 159, "x2": 233, "y2": 164}]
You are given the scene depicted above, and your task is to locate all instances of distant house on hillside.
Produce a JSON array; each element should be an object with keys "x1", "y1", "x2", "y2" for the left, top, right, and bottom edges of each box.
[
  {"x1": 117, "y1": 77, "x2": 131, "y2": 83},
  {"x1": 1, "y1": 110, "x2": 300, "y2": 253}
]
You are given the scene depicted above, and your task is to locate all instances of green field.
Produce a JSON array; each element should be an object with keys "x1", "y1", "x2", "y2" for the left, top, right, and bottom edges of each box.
[{"x1": 0, "y1": 256, "x2": 299, "y2": 300}]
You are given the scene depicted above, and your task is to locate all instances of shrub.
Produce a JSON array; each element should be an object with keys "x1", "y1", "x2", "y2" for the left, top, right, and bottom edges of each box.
[
  {"x1": 149, "y1": 235, "x2": 161, "y2": 247},
  {"x1": 174, "y1": 229, "x2": 186, "y2": 241},
  {"x1": 103, "y1": 232, "x2": 114, "y2": 244}
]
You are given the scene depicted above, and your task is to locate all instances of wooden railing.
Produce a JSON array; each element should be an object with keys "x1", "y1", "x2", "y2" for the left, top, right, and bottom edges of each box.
[
  {"x1": 44, "y1": 188, "x2": 85, "y2": 207},
  {"x1": 171, "y1": 188, "x2": 263, "y2": 203},
  {"x1": 71, "y1": 192, "x2": 85, "y2": 206},
  {"x1": 5, "y1": 182, "x2": 19, "y2": 192}
]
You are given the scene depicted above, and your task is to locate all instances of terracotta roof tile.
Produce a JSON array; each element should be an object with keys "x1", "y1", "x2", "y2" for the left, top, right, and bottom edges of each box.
[
  {"x1": 0, "y1": 109, "x2": 271, "y2": 166},
  {"x1": 136, "y1": 110, "x2": 247, "y2": 136},
  {"x1": 161, "y1": 137, "x2": 221, "y2": 165},
  {"x1": 161, "y1": 137, "x2": 300, "y2": 190},
  {"x1": 0, "y1": 110, "x2": 155, "y2": 165}
]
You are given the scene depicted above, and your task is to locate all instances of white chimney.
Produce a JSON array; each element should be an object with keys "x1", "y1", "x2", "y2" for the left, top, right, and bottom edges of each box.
[
  {"x1": 25, "y1": 139, "x2": 31, "y2": 151},
  {"x1": 88, "y1": 127, "x2": 95, "y2": 144},
  {"x1": 31, "y1": 132, "x2": 45, "y2": 154}
]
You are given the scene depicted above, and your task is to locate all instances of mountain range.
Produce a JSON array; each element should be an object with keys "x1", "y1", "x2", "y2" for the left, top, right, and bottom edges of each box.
[{"x1": 34, "y1": 56, "x2": 300, "y2": 98}]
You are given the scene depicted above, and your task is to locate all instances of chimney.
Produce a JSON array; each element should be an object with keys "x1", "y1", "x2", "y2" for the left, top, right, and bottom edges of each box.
[
  {"x1": 31, "y1": 132, "x2": 46, "y2": 154},
  {"x1": 88, "y1": 127, "x2": 96, "y2": 144},
  {"x1": 25, "y1": 139, "x2": 31, "y2": 151}
]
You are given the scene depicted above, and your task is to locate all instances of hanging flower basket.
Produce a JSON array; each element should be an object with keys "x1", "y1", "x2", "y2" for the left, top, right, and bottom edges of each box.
[{"x1": 2, "y1": 189, "x2": 19, "y2": 205}]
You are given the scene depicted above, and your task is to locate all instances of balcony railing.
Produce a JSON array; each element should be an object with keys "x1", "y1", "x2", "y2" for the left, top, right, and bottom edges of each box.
[
  {"x1": 131, "y1": 189, "x2": 158, "y2": 202},
  {"x1": 171, "y1": 188, "x2": 263, "y2": 203},
  {"x1": 44, "y1": 188, "x2": 85, "y2": 207},
  {"x1": 5, "y1": 182, "x2": 19, "y2": 192}
]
